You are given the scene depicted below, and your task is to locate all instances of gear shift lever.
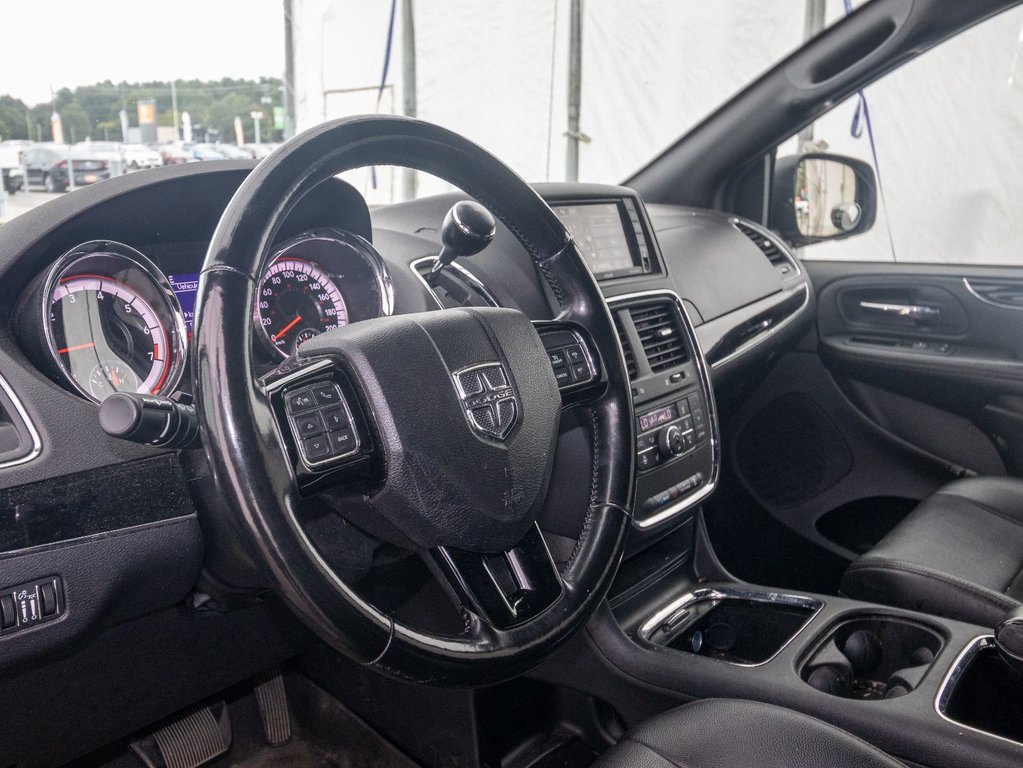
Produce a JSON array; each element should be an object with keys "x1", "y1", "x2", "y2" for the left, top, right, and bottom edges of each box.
[
  {"x1": 995, "y1": 605, "x2": 1023, "y2": 677},
  {"x1": 427, "y1": 200, "x2": 496, "y2": 285}
]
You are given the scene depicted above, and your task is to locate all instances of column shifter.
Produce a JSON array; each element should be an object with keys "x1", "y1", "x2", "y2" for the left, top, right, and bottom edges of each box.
[{"x1": 427, "y1": 200, "x2": 496, "y2": 286}]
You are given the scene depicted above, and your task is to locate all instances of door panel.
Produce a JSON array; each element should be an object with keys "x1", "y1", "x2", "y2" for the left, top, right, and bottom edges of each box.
[{"x1": 722, "y1": 259, "x2": 1023, "y2": 561}]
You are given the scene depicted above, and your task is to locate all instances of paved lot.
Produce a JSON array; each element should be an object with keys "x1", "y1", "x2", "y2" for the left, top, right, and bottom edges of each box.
[{"x1": 0, "y1": 190, "x2": 61, "y2": 224}]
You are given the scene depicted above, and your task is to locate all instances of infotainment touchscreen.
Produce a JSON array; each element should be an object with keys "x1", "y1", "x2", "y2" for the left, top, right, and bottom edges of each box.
[{"x1": 552, "y1": 202, "x2": 647, "y2": 280}]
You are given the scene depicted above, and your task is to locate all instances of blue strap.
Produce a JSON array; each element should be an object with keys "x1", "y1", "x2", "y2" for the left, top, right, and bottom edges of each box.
[
  {"x1": 376, "y1": 0, "x2": 398, "y2": 111},
  {"x1": 844, "y1": 0, "x2": 896, "y2": 258},
  {"x1": 370, "y1": 0, "x2": 399, "y2": 190}
]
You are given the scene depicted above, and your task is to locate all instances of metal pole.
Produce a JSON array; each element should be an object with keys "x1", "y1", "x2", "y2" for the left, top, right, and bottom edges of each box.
[
  {"x1": 797, "y1": 0, "x2": 826, "y2": 147},
  {"x1": 283, "y1": 0, "x2": 297, "y2": 139},
  {"x1": 401, "y1": 0, "x2": 417, "y2": 200},
  {"x1": 565, "y1": 0, "x2": 583, "y2": 182},
  {"x1": 171, "y1": 80, "x2": 179, "y2": 142},
  {"x1": 253, "y1": 115, "x2": 262, "y2": 145}
]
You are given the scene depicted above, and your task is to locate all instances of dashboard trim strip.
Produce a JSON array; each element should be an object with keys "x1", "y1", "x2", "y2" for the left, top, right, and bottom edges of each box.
[
  {"x1": 707, "y1": 284, "x2": 810, "y2": 370},
  {"x1": 606, "y1": 289, "x2": 720, "y2": 529}
]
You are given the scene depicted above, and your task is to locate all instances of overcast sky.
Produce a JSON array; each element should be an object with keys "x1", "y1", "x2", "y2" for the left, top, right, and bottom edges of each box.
[{"x1": 4, "y1": 0, "x2": 285, "y2": 105}]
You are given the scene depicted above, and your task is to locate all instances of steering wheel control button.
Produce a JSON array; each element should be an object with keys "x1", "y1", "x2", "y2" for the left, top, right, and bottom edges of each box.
[
  {"x1": 294, "y1": 413, "x2": 325, "y2": 438},
  {"x1": 553, "y1": 367, "x2": 572, "y2": 386},
  {"x1": 320, "y1": 407, "x2": 349, "y2": 430},
  {"x1": 570, "y1": 362, "x2": 590, "y2": 382},
  {"x1": 286, "y1": 389, "x2": 317, "y2": 413},
  {"x1": 565, "y1": 345, "x2": 585, "y2": 364},
  {"x1": 311, "y1": 383, "x2": 342, "y2": 406},
  {"x1": 328, "y1": 428, "x2": 355, "y2": 453},
  {"x1": 278, "y1": 377, "x2": 362, "y2": 470},
  {"x1": 548, "y1": 349, "x2": 567, "y2": 367},
  {"x1": 302, "y1": 435, "x2": 332, "y2": 461},
  {"x1": 0, "y1": 577, "x2": 64, "y2": 635}
]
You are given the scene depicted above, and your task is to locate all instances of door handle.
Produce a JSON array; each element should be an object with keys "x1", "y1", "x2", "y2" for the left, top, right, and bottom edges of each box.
[{"x1": 858, "y1": 301, "x2": 940, "y2": 321}]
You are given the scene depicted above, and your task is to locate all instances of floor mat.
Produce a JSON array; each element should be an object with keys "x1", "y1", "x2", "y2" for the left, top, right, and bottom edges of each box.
[{"x1": 66, "y1": 671, "x2": 419, "y2": 768}]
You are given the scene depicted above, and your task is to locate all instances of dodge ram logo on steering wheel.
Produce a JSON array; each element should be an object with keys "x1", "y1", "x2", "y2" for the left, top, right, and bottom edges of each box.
[{"x1": 453, "y1": 362, "x2": 518, "y2": 441}]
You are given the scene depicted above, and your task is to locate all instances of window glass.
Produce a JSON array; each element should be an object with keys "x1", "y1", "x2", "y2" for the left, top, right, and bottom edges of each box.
[{"x1": 794, "y1": 6, "x2": 1023, "y2": 265}]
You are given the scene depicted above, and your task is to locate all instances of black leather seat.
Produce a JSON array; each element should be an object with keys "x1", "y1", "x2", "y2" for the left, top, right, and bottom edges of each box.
[
  {"x1": 842, "y1": 477, "x2": 1023, "y2": 627},
  {"x1": 592, "y1": 699, "x2": 903, "y2": 767}
]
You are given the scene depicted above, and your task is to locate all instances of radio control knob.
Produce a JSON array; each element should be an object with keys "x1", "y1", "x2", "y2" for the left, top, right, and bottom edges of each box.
[{"x1": 658, "y1": 424, "x2": 684, "y2": 456}]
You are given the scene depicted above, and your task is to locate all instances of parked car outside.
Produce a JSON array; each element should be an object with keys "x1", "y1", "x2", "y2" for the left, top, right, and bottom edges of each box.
[
  {"x1": 0, "y1": 140, "x2": 31, "y2": 193},
  {"x1": 212, "y1": 143, "x2": 252, "y2": 160},
  {"x1": 120, "y1": 144, "x2": 162, "y2": 170},
  {"x1": 158, "y1": 144, "x2": 192, "y2": 165},
  {"x1": 189, "y1": 144, "x2": 227, "y2": 161},
  {"x1": 22, "y1": 145, "x2": 110, "y2": 192},
  {"x1": 240, "y1": 142, "x2": 277, "y2": 159}
]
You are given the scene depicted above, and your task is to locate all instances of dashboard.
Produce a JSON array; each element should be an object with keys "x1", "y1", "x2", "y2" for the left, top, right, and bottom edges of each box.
[
  {"x1": 0, "y1": 158, "x2": 817, "y2": 763},
  {"x1": 0, "y1": 162, "x2": 812, "y2": 749}
]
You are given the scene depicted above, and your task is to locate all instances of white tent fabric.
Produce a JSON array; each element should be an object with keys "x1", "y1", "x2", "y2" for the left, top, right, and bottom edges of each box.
[{"x1": 292, "y1": 1, "x2": 1023, "y2": 266}]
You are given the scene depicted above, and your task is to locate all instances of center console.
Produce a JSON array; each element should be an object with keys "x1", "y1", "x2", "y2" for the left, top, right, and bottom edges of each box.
[{"x1": 548, "y1": 191, "x2": 720, "y2": 536}]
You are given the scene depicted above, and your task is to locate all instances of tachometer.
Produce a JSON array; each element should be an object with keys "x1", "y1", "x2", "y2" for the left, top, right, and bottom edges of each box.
[
  {"x1": 255, "y1": 230, "x2": 393, "y2": 359},
  {"x1": 257, "y1": 258, "x2": 348, "y2": 357},
  {"x1": 38, "y1": 242, "x2": 188, "y2": 403}
]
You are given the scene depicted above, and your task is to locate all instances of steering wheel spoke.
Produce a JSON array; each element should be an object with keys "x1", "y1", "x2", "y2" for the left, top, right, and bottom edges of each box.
[
  {"x1": 427, "y1": 524, "x2": 564, "y2": 631},
  {"x1": 533, "y1": 320, "x2": 607, "y2": 408},
  {"x1": 261, "y1": 356, "x2": 377, "y2": 494}
]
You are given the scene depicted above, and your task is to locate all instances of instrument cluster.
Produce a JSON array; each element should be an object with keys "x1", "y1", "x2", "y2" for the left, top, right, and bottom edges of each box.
[{"x1": 18, "y1": 229, "x2": 393, "y2": 404}]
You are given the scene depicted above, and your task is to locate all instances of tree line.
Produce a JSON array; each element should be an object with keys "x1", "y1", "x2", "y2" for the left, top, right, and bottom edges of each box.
[{"x1": 0, "y1": 77, "x2": 283, "y2": 144}]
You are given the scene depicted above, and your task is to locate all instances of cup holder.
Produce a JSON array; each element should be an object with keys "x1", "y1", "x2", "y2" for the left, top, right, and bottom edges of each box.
[
  {"x1": 639, "y1": 588, "x2": 823, "y2": 666},
  {"x1": 800, "y1": 615, "x2": 944, "y2": 700}
]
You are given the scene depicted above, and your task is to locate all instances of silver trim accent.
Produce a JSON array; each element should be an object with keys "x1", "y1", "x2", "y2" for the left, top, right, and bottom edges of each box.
[
  {"x1": 257, "y1": 229, "x2": 395, "y2": 360},
  {"x1": 859, "y1": 301, "x2": 939, "y2": 320},
  {"x1": 606, "y1": 289, "x2": 720, "y2": 529},
  {"x1": 41, "y1": 242, "x2": 190, "y2": 404},
  {"x1": 637, "y1": 587, "x2": 823, "y2": 667},
  {"x1": 709, "y1": 284, "x2": 810, "y2": 369},
  {"x1": 933, "y1": 635, "x2": 1023, "y2": 747},
  {"x1": 963, "y1": 277, "x2": 1023, "y2": 311},
  {"x1": 729, "y1": 217, "x2": 802, "y2": 277},
  {"x1": 0, "y1": 371, "x2": 43, "y2": 469},
  {"x1": 410, "y1": 256, "x2": 500, "y2": 309}
]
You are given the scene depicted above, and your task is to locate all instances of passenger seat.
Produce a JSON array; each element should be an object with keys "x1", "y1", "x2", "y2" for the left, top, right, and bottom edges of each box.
[{"x1": 841, "y1": 477, "x2": 1023, "y2": 627}]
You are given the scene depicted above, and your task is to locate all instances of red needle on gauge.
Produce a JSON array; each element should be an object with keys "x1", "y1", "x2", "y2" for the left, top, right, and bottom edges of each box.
[
  {"x1": 57, "y1": 341, "x2": 97, "y2": 354},
  {"x1": 272, "y1": 315, "x2": 302, "y2": 342}
]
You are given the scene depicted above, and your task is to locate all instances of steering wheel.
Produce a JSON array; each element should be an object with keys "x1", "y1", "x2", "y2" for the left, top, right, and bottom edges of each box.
[{"x1": 194, "y1": 116, "x2": 634, "y2": 685}]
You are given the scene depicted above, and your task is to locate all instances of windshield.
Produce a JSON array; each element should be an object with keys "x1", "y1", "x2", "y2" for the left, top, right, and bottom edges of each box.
[{"x1": 0, "y1": 0, "x2": 866, "y2": 217}]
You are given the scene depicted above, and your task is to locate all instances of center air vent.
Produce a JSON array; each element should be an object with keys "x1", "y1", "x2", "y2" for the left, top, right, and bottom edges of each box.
[
  {"x1": 628, "y1": 302, "x2": 688, "y2": 373},
  {"x1": 733, "y1": 220, "x2": 797, "y2": 277}
]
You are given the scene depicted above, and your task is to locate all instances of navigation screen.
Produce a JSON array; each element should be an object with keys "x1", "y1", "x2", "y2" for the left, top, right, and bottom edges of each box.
[
  {"x1": 553, "y1": 203, "x2": 641, "y2": 278},
  {"x1": 168, "y1": 273, "x2": 200, "y2": 333}
]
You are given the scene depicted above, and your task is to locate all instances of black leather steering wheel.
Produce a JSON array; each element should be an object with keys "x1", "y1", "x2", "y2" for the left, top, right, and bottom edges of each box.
[{"x1": 193, "y1": 116, "x2": 634, "y2": 685}]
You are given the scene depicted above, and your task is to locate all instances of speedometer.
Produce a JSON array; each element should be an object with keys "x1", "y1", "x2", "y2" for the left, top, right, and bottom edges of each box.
[
  {"x1": 257, "y1": 258, "x2": 348, "y2": 357},
  {"x1": 255, "y1": 230, "x2": 394, "y2": 359},
  {"x1": 37, "y1": 242, "x2": 188, "y2": 403}
]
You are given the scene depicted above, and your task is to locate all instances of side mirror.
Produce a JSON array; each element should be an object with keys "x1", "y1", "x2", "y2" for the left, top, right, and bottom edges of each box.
[{"x1": 770, "y1": 153, "x2": 878, "y2": 246}]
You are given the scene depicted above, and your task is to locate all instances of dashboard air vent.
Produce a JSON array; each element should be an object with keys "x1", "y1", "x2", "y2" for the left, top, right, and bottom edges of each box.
[
  {"x1": 628, "y1": 302, "x2": 688, "y2": 373},
  {"x1": 612, "y1": 312, "x2": 639, "y2": 380},
  {"x1": 733, "y1": 220, "x2": 797, "y2": 276}
]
